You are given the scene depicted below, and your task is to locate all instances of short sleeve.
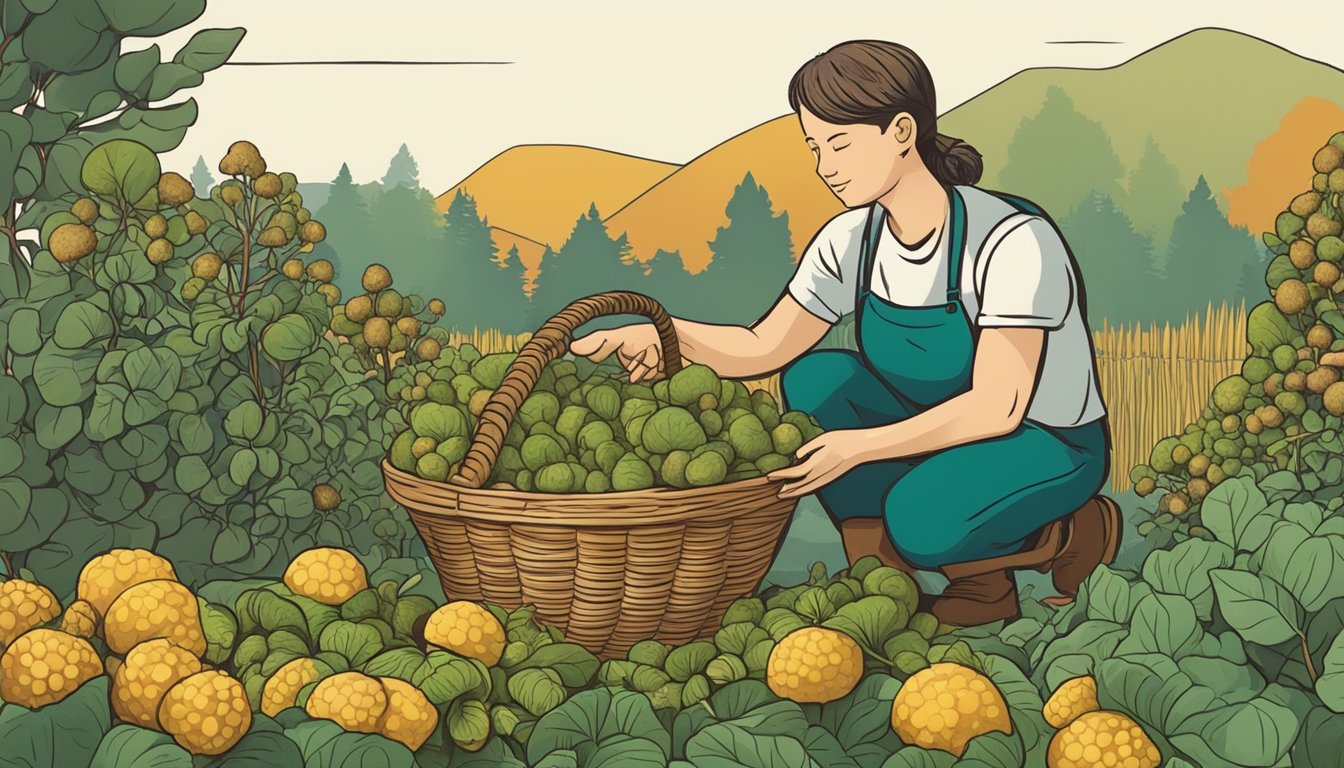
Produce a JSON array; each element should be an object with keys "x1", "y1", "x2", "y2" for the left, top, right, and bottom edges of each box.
[
  {"x1": 787, "y1": 212, "x2": 864, "y2": 324},
  {"x1": 975, "y1": 216, "x2": 1074, "y2": 329}
]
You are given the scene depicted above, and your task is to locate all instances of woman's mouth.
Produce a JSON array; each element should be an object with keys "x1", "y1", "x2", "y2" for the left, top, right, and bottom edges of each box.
[{"x1": 831, "y1": 181, "x2": 850, "y2": 192}]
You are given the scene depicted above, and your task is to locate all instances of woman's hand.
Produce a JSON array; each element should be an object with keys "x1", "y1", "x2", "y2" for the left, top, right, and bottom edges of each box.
[
  {"x1": 569, "y1": 323, "x2": 665, "y2": 383},
  {"x1": 767, "y1": 429, "x2": 874, "y2": 498}
]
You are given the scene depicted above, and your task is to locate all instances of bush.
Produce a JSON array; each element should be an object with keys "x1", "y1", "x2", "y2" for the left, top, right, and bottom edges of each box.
[
  {"x1": 1130, "y1": 130, "x2": 1344, "y2": 547},
  {"x1": 1, "y1": 137, "x2": 443, "y2": 594}
]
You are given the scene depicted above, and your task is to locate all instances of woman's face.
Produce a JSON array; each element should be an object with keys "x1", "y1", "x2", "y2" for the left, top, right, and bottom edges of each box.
[{"x1": 799, "y1": 105, "x2": 917, "y2": 207}]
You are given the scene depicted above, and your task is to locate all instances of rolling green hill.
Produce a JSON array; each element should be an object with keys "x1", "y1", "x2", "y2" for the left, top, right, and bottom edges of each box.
[{"x1": 945, "y1": 27, "x2": 1344, "y2": 203}]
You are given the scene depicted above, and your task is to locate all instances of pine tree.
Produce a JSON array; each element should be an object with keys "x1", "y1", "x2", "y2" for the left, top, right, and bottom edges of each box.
[
  {"x1": 369, "y1": 183, "x2": 444, "y2": 291},
  {"x1": 315, "y1": 163, "x2": 376, "y2": 294},
  {"x1": 441, "y1": 189, "x2": 497, "y2": 261},
  {"x1": 190, "y1": 155, "x2": 215, "y2": 197},
  {"x1": 436, "y1": 190, "x2": 526, "y2": 334},
  {"x1": 643, "y1": 248, "x2": 705, "y2": 318},
  {"x1": 1159, "y1": 176, "x2": 1262, "y2": 324},
  {"x1": 999, "y1": 86, "x2": 1126, "y2": 222},
  {"x1": 381, "y1": 143, "x2": 420, "y2": 190},
  {"x1": 1123, "y1": 136, "x2": 1186, "y2": 271},
  {"x1": 697, "y1": 172, "x2": 796, "y2": 325},
  {"x1": 1058, "y1": 190, "x2": 1161, "y2": 327},
  {"x1": 524, "y1": 203, "x2": 644, "y2": 332}
]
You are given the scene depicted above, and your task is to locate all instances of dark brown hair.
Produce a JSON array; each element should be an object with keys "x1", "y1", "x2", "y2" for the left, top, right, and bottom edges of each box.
[{"x1": 788, "y1": 40, "x2": 983, "y2": 187}]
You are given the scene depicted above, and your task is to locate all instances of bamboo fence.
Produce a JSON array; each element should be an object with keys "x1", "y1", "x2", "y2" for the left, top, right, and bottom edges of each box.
[{"x1": 447, "y1": 302, "x2": 1249, "y2": 495}]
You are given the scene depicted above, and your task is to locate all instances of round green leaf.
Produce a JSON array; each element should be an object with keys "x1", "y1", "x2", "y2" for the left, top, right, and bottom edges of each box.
[
  {"x1": 1247, "y1": 302, "x2": 1297, "y2": 357},
  {"x1": 0, "y1": 377, "x2": 26, "y2": 434},
  {"x1": 8, "y1": 307, "x2": 41, "y2": 355},
  {"x1": 34, "y1": 403, "x2": 82, "y2": 450},
  {"x1": 448, "y1": 698, "x2": 491, "y2": 746},
  {"x1": 223, "y1": 401, "x2": 263, "y2": 442},
  {"x1": 81, "y1": 138, "x2": 160, "y2": 202},
  {"x1": 100, "y1": 0, "x2": 206, "y2": 36},
  {"x1": 53, "y1": 301, "x2": 114, "y2": 350},
  {"x1": 33, "y1": 345, "x2": 99, "y2": 407},
  {"x1": 229, "y1": 447, "x2": 257, "y2": 486},
  {"x1": 261, "y1": 314, "x2": 316, "y2": 362},
  {"x1": 176, "y1": 413, "x2": 214, "y2": 454},
  {"x1": 212, "y1": 523, "x2": 251, "y2": 564},
  {"x1": 0, "y1": 476, "x2": 32, "y2": 537}
]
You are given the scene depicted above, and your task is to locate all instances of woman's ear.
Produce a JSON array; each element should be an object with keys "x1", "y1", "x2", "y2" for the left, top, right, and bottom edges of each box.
[{"x1": 885, "y1": 112, "x2": 916, "y2": 144}]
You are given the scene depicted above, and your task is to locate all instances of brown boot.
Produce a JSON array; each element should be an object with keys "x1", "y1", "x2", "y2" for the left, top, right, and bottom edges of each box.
[
  {"x1": 840, "y1": 518, "x2": 920, "y2": 578},
  {"x1": 1043, "y1": 495, "x2": 1123, "y2": 607},
  {"x1": 924, "y1": 565, "x2": 1020, "y2": 627}
]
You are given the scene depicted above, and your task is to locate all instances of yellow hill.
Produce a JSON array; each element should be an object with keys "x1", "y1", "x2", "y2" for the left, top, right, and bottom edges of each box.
[
  {"x1": 435, "y1": 145, "x2": 678, "y2": 250},
  {"x1": 603, "y1": 116, "x2": 840, "y2": 273}
]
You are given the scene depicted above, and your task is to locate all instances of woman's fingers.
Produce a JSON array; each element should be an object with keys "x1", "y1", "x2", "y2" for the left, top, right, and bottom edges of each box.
[
  {"x1": 621, "y1": 345, "x2": 655, "y2": 382},
  {"x1": 767, "y1": 460, "x2": 813, "y2": 481},
  {"x1": 636, "y1": 345, "x2": 662, "y2": 381},
  {"x1": 569, "y1": 331, "x2": 614, "y2": 361},
  {"x1": 779, "y1": 461, "x2": 842, "y2": 498}
]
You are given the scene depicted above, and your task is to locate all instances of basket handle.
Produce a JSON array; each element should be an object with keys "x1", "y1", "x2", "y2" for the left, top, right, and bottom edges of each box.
[{"x1": 451, "y1": 290, "x2": 684, "y2": 489}]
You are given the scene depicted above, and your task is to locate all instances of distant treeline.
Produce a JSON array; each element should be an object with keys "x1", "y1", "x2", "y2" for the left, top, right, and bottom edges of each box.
[{"x1": 259, "y1": 87, "x2": 1271, "y2": 336}]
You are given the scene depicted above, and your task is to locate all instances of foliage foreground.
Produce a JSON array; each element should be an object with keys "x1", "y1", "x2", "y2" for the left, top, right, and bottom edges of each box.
[{"x1": 2, "y1": 477, "x2": 1343, "y2": 768}]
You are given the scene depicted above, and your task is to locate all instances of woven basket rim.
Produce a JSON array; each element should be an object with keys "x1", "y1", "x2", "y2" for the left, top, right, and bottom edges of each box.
[{"x1": 381, "y1": 459, "x2": 796, "y2": 527}]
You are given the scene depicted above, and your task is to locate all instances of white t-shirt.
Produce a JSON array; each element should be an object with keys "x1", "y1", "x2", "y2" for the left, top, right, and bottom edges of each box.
[{"x1": 786, "y1": 184, "x2": 1107, "y2": 428}]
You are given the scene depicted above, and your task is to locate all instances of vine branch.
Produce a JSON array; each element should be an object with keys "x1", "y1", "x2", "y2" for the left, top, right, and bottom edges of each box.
[{"x1": 1298, "y1": 630, "x2": 1319, "y2": 683}]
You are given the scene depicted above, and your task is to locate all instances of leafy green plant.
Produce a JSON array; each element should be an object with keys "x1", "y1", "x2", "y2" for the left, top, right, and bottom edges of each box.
[
  {"x1": 1130, "y1": 131, "x2": 1344, "y2": 545},
  {"x1": 0, "y1": 135, "x2": 441, "y2": 594},
  {"x1": 967, "y1": 472, "x2": 1344, "y2": 767}
]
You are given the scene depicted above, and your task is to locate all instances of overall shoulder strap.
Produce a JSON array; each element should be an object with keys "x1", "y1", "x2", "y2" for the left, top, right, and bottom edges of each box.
[
  {"x1": 986, "y1": 188, "x2": 1047, "y2": 218},
  {"x1": 856, "y1": 203, "x2": 883, "y2": 306},
  {"x1": 942, "y1": 186, "x2": 967, "y2": 307}
]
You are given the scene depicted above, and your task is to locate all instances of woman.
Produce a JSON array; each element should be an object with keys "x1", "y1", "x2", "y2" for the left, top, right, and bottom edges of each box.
[{"x1": 569, "y1": 39, "x2": 1120, "y2": 626}]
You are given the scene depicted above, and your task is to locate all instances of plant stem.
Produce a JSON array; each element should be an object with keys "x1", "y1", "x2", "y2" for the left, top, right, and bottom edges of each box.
[
  {"x1": 249, "y1": 340, "x2": 265, "y2": 410},
  {"x1": 1299, "y1": 630, "x2": 1319, "y2": 683},
  {"x1": 382, "y1": 349, "x2": 393, "y2": 383},
  {"x1": 860, "y1": 646, "x2": 895, "y2": 669},
  {"x1": 236, "y1": 183, "x2": 256, "y2": 314},
  {"x1": 1, "y1": 551, "x2": 13, "y2": 578}
]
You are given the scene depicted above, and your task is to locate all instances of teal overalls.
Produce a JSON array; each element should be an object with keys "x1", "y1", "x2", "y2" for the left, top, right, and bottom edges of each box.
[{"x1": 780, "y1": 185, "x2": 1111, "y2": 570}]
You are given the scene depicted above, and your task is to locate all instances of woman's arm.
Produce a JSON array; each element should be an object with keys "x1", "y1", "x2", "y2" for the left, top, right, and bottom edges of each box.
[
  {"x1": 859, "y1": 327, "x2": 1045, "y2": 459},
  {"x1": 669, "y1": 293, "x2": 834, "y2": 379},
  {"x1": 584, "y1": 292, "x2": 835, "y2": 382},
  {"x1": 769, "y1": 327, "x2": 1045, "y2": 498}
]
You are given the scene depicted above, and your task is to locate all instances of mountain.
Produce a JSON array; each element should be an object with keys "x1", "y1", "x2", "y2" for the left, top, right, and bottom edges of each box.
[
  {"x1": 444, "y1": 27, "x2": 1344, "y2": 274},
  {"x1": 434, "y1": 145, "x2": 678, "y2": 273},
  {"x1": 603, "y1": 117, "x2": 835, "y2": 274},
  {"x1": 944, "y1": 27, "x2": 1344, "y2": 220}
]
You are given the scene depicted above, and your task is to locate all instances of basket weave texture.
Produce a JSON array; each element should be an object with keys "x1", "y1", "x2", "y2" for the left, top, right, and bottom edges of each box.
[{"x1": 383, "y1": 291, "x2": 800, "y2": 659}]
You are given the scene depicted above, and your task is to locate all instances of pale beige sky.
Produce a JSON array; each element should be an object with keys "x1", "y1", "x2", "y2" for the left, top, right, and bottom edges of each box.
[{"x1": 140, "y1": 0, "x2": 1340, "y2": 196}]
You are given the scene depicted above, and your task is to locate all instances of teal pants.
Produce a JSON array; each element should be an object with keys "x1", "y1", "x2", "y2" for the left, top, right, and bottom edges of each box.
[{"x1": 780, "y1": 349, "x2": 1110, "y2": 569}]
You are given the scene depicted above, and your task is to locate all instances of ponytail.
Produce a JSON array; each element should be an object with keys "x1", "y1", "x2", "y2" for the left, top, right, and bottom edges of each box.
[{"x1": 928, "y1": 132, "x2": 984, "y2": 187}]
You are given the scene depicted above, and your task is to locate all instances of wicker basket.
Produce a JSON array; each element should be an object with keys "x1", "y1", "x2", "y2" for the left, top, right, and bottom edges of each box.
[{"x1": 383, "y1": 291, "x2": 800, "y2": 659}]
